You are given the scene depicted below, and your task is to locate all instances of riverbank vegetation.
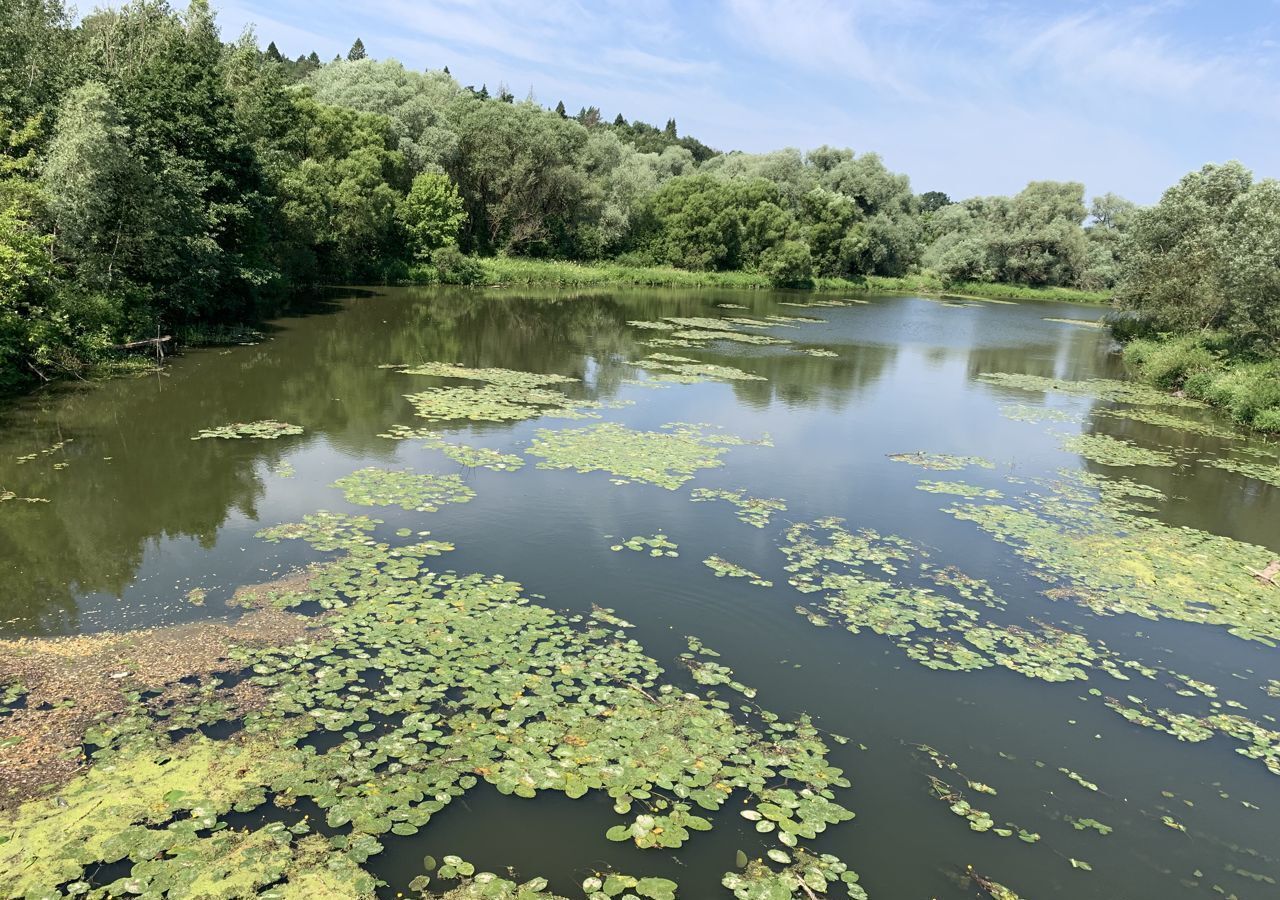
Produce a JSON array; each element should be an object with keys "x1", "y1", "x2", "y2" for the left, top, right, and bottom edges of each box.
[{"x1": 0, "y1": 0, "x2": 1275, "y2": 430}]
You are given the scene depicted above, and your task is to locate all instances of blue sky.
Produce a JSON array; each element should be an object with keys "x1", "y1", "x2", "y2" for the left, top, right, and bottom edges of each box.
[{"x1": 209, "y1": 0, "x2": 1280, "y2": 203}]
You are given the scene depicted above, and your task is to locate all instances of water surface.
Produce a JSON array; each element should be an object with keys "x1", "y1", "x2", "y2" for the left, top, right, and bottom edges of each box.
[{"x1": 2, "y1": 286, "x2": 1278, "y2": 899}]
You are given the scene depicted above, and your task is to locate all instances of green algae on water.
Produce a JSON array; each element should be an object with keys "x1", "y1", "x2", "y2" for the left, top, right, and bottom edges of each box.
[{"x1": 333, "y1": 467, "x2": 476, "y2": 512}]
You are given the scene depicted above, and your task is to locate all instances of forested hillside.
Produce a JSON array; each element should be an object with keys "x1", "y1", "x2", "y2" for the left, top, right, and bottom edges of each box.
[{"x1": 1, "y1": 0, "x2": 1276, "y2": 421}]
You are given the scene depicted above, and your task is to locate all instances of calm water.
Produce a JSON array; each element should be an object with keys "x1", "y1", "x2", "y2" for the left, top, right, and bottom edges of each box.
[{"x1": 1, "y1": 286, "x2": 1278, "y2": 898}]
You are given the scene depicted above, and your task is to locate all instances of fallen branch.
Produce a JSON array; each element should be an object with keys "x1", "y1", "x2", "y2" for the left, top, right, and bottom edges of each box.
[{"x1": 1249, "y1": 560, "x2": 1280, "y2": 587}]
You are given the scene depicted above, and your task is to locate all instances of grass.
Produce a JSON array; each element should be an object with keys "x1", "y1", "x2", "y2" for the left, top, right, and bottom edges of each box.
[
  {"x1": 417, "y1": 256, "x2": 1113, "y2": 305},
  {"x1": 1123, "y1": 332, "x2": 1280, "y2": 433}
]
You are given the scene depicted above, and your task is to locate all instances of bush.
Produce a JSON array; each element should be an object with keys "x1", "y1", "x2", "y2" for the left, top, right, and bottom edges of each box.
[
  {"x1": 431, "y1": 246, "x2": 486, "y2": 285},
  {"x1": 1122, "y1": 335, "x2": 1217, "y2": 389},
  {"x1": 759, "y1": 240, "x2": 814, "y2": 288}
]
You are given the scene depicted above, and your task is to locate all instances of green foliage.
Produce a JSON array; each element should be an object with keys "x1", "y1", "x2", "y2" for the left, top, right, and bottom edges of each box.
[
  {"x1": 760, "y1": 240, "x2": 814, "y2": 288},
  {"x1": 1118, "y1": 162, "x2": 1280, "y2": 343},
  {"x1": 399, "y1": 171, "x2": 466, "y2": 258}
]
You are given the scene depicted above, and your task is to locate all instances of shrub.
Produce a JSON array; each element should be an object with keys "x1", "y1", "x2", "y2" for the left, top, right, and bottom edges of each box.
[
  {"x1": 759, "y1": 240, "x2": 814, "y2": 288},
  {"x1": 432, "y1": 246, "x2": 486, "y2": 285}
]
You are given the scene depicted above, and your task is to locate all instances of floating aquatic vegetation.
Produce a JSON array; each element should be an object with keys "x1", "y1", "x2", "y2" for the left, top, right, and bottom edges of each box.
[
  {"x1": 1043, "y1": 317, "x2": 1107, "y2": 328},
  {"x1": 915, "y1": 480, "x2": 1004, "y2": 500},
  {"x1": 888, "y1": 452, "x2": 996, "y2": 471},
  {"x1": 1203, "y1": 457, "x2": 1280, "y2": 488},
  {"x1": 669, "y1": 329, "x2": 789, "y2": 346},
  {"x1": 690, "y1": 488, "x2": 787, "y2": 528},
  {"x1": 945, "y1": 469, "x2": 1280, "y2": 644},
  {"x1": 1060, "y1": 433, "x2": 1179, "y2": 467},
  {"x1": 611, "y1": 534, "x2": 679, "y2": 557},
  {"x1": 392, "y1": 362, "x2": 610, "y2": 423},
  {"x1": 722, "y1": 850, "x2": 866, "y2": 899},
  {"x1": 999, "y1": 404, "x2": 1082, "y2": 425},
  {"x1": 380, "y1": 426, "x2": 525, "y2": 471},
  {"x1": 979, "y1": 372, "x2": 1203, "y2": 408},
  {"x1": 703, "y1": 555, "x2": 772, "y2": 587},
  {"x1": 0, "y1": 490, "x2": 49, "y2": 503},
  {"x1": 632, "y1": 354, "x2": 766, "y2": 384},
  {"x1": 767, "y1": 314, "x2": 823, "y2": 323},
  {"x1": 778, "y1": 517, "x2": 1167, "y2": 683},
  {"x1": 715, "y1": 303, "x2": 749, "y2": 309},
  {"x1": 270, "y1": 459, "x2": 296, "y2": 478},
  {"x1": 968, "y1": 870, "x2": 1028, "y2": 900},
  {"x1": 4, "y1": 496, "x2": 862, "y2": 897},
  {"x1": 15, "y1": 438, "x2": 72, "y2": 463},
  {"x1": 662, "y1": 317, "x2": 742, "y2": 331},
  {"x1": 332, "y1": 467, "x2": 476, "y2": 512},
  {"x1": 662, "y1": 422, "x2": 773, "y2": 447},
  {"x1": 527, "y1": 423, "x2": 766, "y2": 489},
  {"x1": 721, "y1": 317, "x2": 777, "y2": 329},
  {"x1": 1098, "y1": 407, "x2": 1240, "y2": 440},
  {"x1": 1265, "y1": 680, "x2": 1280, "y2": 699},
  {"x1": 1103, "y1": 696, "x2": 1280, "y2": 776},
  {"x1": 1070, "y1": 816, "x2": 1113, "y2": 835},
  {"x1": 1059, "y1": 767, "x2": 1099, "y2": 792},
  {"x1": 627, "y1": 320, "x2": 677, "y2": 330},
  {"x1": 798, "y1": 348, "x2": 839, "y2": 358},
  {"x1": 192, "y1": 420, "x2": 303, "y2": 440},
  {"x1": 643, "y1": 338, "x2": 702, "y2": 349},
  {"x1": 917, "y1": 745, "x2": 1039, "y2": 840},
  {"x1": 778, "y1": 299, "x2": 856, "y2": 309},
  {"x1": 186, "y1": 587, "x2": 206, "y2": 606}
]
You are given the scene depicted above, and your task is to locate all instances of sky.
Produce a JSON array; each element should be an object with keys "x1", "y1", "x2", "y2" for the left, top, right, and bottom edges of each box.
[{"x1": 207, "y1": 0, "x2": 1280, "y2": 204}]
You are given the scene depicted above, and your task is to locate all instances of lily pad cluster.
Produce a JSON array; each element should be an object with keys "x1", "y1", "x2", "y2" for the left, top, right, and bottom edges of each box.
[
  {"x1": 381, "y1": 425, "x2": 526, "y2": 471},
  {"x1": 916, "y1": 745, "x2": 1040, "y2": 841},
  {"x1": 1097, "y1": 406, "x2": 1241, "y2": 440},
  {"x1": 192, "y1": 420, "x2": 304, "y2": 440},
  {"x1": 690, "y1": 488, "x2": 787, "y2": 528},
  {"x1": 611, "y1": 534, "x2": 679, "y2": 557},
  {"x1": 979, "y1": 372, "x2": 1204, "y2": 408},
  {"x1": 1, "y1": 496, "x2": 863, "y2": 898},
  {"x1": 999, "y1": 404, "x2": 1082, "y2": 424},
  {"x1": 887, "y1": 452, "x2": 996, "y2": 471},
  {"x1": 332, "y1": 467, "x2": 476, "y2": 512},
  {"x1": 702, "y1": 555, "x2": 773, "y2": 588},
  {"x1": 632, "y1": 354, "x2": 766, "y2": 384},
  {"x1": 1203, "y1": 456, "x2": 1280, "y2": 488},
  {"x1": 944, "y1": 469, "x2": 1280, "y2": 643},
  {"x1": 527, "y1": 423, "x2": 767, "y2": 490},
  {"x1": 915, "y1": 480, "x2": 1004, "y2": 500},
  {"x1": 391, "y1": 362, "x2": 613, "y2": 423},
  {"x1": 1060, "y1": 433, "x2": 1179, "y2": 468}
]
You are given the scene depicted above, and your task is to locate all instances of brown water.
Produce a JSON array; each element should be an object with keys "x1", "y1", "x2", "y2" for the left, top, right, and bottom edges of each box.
[{"x1": 1, "y1": 285, "x2": 1278, "y2": 899}]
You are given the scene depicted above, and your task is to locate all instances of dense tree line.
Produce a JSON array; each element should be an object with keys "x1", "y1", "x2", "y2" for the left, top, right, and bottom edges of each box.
[{"x1": 1, "y1": 0, "x2": 1275, "y2": 390}]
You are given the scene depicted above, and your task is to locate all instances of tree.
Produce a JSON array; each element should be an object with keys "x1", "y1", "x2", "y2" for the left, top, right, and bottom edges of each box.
[
  {"x1": 918, "y1": 190, "x2": 951, "y2": 213},
  {"x1": 760, "y1": 239, "x2": 813, "y2": 287},
  {"x1": 1118, "y1": 161, "x2": 1279, "y2": 341},
  {"x1": 398, "y1": 171, "x2": 466, "y2": 259},
  {"x1": 347, "y1": 38, "x2": 367, "y2": 61},
  {"x1": 664, "y1": 118, "x2": 677, "y2": 138},
  {"x1": 613, "y1": 113, "x2": 625, "y2": 126},
  {"x1": 554, "y1": 100, "x2": 566, "y2": 118},
  {"x1": 265, "y1": 40, "x2": 283, "y2": 62},
  {"x1": 307, "y1": 58, "x2": 460, "y2": 172}
]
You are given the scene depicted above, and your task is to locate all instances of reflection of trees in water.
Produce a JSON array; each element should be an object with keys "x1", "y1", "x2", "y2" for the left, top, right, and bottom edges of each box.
[{"x1": 2, "y1": 286, "x2": 1069, "y2": 635}]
